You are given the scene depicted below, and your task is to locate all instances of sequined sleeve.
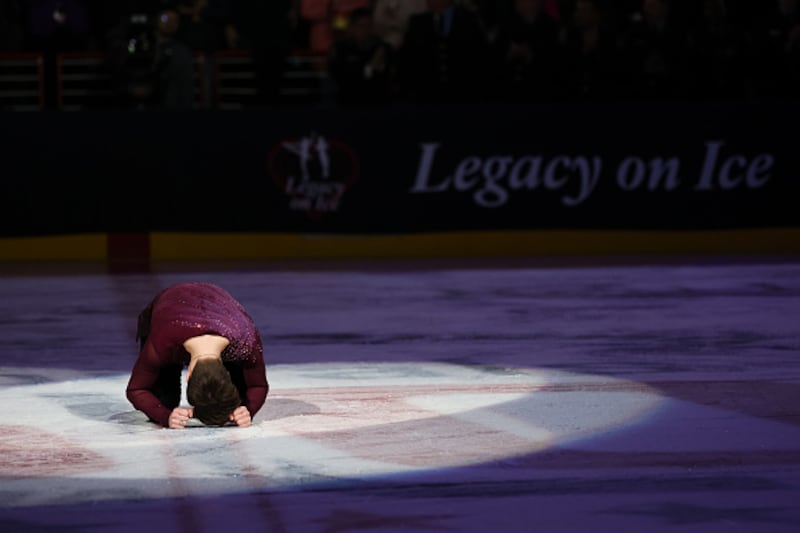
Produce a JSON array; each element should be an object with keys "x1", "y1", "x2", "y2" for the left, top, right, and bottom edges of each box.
[
  {"x1": 241, "y1": 329, "x2": 269, "y2": 417},
  {"x1": 126, "y1": 339, "x2": 173, "y2": 427}
]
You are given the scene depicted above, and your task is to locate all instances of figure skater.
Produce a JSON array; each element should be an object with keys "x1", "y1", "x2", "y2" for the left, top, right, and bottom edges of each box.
[{"x1": 126, "y1": 282, "x2": 269, "y2": 429}]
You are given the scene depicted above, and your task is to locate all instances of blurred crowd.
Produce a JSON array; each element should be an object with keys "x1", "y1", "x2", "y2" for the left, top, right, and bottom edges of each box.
[{"x1": 1, "y1": 0, "x2": 799, "y2": 108}]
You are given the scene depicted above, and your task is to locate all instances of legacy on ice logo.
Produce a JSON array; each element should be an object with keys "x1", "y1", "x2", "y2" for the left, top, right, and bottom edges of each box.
[{"x1": 268, "y1": 133, "x2": 360, "y2": 216}]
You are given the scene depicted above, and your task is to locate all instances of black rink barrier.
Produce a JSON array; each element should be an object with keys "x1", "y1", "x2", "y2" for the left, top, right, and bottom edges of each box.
[{"x1": 1, "y1": 102, "x2": 798, "y2": 237}]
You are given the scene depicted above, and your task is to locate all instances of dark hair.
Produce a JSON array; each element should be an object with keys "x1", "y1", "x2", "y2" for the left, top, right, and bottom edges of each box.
[{"x1": 187, "y1": 359, "x2": 241, "y2": 426}]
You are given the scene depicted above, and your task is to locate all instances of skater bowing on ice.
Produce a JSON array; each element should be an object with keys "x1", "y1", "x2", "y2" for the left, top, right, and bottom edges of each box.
[{"x1": 126, "y1": 282, "x2": 269, "y2": 429}]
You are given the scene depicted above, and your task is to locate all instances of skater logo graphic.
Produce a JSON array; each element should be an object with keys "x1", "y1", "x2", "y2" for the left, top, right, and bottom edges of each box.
[{"x1": 268, "y1": 133, "x2": 360, "y2": 217}]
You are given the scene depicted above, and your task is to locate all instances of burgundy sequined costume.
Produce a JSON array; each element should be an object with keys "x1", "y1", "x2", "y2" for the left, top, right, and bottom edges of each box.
[{"x1": 126, "y1": 282, "x2": 269, "y2": 427}]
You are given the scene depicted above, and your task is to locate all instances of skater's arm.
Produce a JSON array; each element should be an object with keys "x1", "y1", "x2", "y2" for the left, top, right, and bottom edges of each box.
[
  {"x1": 126, "y1": 340, "x2": 172, "y2": 427},
  {"x1": 242, "y1": 331, "x2": 269, "y2": 418},
  {"x1": 242, "y1": 364, "x2": 268, "y2": 418}
]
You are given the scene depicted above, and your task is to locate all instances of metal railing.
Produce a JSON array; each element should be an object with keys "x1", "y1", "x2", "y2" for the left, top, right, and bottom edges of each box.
[
  {"x1": 212, "y1": 49, "x2": 258, "y2": 110},
  {"x1": 56, "y1": 52, "x2": 208, "y2": 111},
  {"x1": 0, "y1": 53, "x2": 44, "y2": 111},
  {"x1": 56, "y1": 52, "x2": 115, "y2": 111},
  {"x1": 213, "y1": 49, "x2": 329, "y2": 109},
  {"x1": 1, "y1": 50, "x2": 328, "y2": 111}
]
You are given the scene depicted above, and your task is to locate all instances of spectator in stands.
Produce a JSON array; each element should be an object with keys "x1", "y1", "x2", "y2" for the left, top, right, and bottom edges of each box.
[
  {"x1": 329, "y1": 7, "x2": 395, "y2": 105},
  {"x1": 470, "y1": 0, "x2": 560, "y2": 34},
  {"x1": 785, "y1": 0, "x2": 800, "y2": 98},
  {"x1": 618, "y1": 0, "x2": 693, "y2": 100},
  {"x1": 603, "y1": 0, "x2": 642, "y2": 29},
  {"x1": 0, "y1": 0, "x2": 28, "y2": 51},
  {"x1": 152, "y1": 8, "x2": 196, "y2": 109},
  {"x1": 224, "y1": 0, "x2": 298, "y2": 106},
  {"x1": 750, "y1": 0, "x2": 800, "y2": 100},
  {"x1": 28, "y1": 0, "x2": 92, "y2": 108},
  {"x1": 558, "y1": 0, "x2": 619, "y2": 101},
  {"x1": 174, "y1": 0, "x2": 219, "y2": 54},
  {"x1": 105, "y1": 4, "x2": 164, "y2": 109},
  {"x1": 546, "y1": 0, "x2": 563, "y2": 19},
  {"x1": 86, "y1": 0, "x2": 169, "y2": 51},
  {"x1": 372, "y1": 0, "x2": 428, "y2": 51},
  {"x1": 491, "y1": 0, "x2": 562, "y2": 102},
  {"x1": 29, "y1": 0, "x2": 91, "y2": 52},
  {"x1": 169, "y1": 0, "x2": 221, "y2": 108},
  {"x1": 301, "y1": 0, "x2": 371, "y2": 55},
  {"x1": 723, "y1": 0, "x2": 773, "y2": 31},
  {"x1": 201, "y1": 0, "x2": 242, "y2": 50},
  {"x1": 688, "y1": 0, "x2": 751, "y2": 101},
  {"x1": 400, "y1": 0, "x2": 490, "y2": 104}
]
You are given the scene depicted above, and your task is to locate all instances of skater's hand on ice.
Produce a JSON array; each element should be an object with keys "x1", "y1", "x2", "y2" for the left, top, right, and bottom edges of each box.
[
  {"x1": 229, "y1": 406, "x2": 251, "y2": 427},
  {"x1": 168, "y1": 407, "x2": 193, "y2": 429}
]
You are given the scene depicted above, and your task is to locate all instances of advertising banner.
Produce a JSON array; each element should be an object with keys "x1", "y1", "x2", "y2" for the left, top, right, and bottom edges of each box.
[{"x1": 1, "y1": 103, "x2": 797, "y2": 236}]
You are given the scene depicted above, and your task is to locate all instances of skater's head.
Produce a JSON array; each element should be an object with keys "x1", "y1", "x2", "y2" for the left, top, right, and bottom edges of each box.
[{"x1": 187, "y1": 358, "x2": 241, "y2": 426}]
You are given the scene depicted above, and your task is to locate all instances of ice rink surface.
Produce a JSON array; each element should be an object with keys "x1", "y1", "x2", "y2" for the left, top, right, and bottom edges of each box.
[{"x1": 1, "y1": 257, "x2": 799, "y2": 532}]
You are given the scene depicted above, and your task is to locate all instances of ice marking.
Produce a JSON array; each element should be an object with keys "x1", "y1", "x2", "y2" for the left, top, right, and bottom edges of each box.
[{"x1": 0, "y1": 362, "x2": 664, "y2": 507}]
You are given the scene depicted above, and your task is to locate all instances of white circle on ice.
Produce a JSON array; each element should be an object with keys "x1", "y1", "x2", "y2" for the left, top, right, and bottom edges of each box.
[{"x1": 0, "y1": 362, "x2": 664, "y2": 507}]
